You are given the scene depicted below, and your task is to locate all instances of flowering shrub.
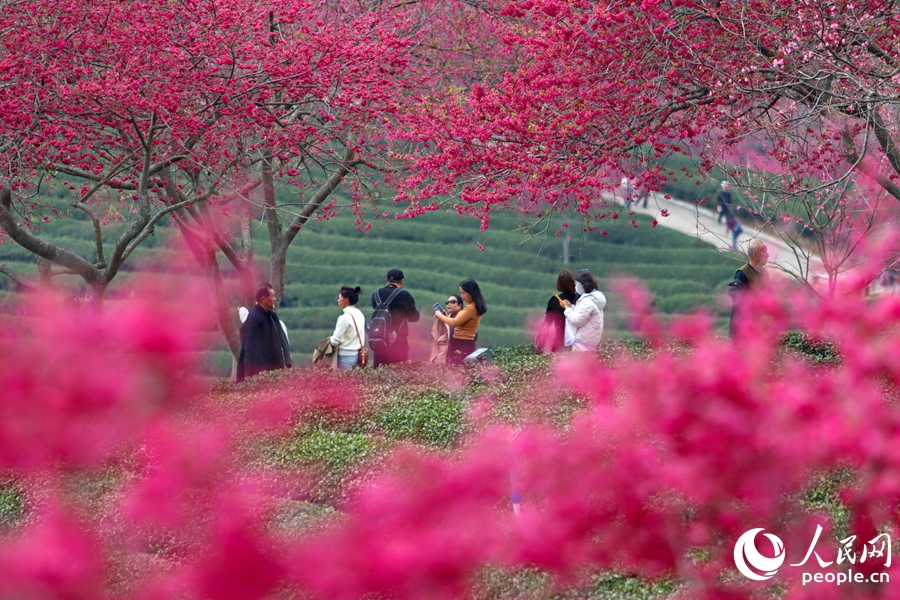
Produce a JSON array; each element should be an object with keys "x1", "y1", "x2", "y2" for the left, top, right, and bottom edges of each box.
[{"x1": 2, "y1": 271, "x2": 900, "y2": 599}]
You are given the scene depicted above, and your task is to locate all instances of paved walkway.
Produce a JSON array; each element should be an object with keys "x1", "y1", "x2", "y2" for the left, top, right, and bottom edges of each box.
[{"x1": 610, "y1": 190, "x2": 825, "y2": 282}]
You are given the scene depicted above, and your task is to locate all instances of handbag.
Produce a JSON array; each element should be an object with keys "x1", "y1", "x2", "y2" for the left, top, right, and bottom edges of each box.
[{"x1": 351, "y1": 315, "x2": 368, "y2": 368}]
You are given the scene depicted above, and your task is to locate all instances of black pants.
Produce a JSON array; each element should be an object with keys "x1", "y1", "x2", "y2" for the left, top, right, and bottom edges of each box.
[
  {"x1": 718, "y1": 203, "x2": 732, "y2": 223},
  {"x1": 447, "y1": 337, "x2": 476, "y2": 365},
  {"x1": 373, "y1": 341, "x2": 409, "y2": 368}
]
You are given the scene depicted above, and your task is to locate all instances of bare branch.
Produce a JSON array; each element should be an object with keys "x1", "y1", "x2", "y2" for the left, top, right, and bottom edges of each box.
[
  {"x1": 0, "y1": 264, "x2": 37, "y2": 289},
  {"x1": 0, "y1": 184, "x2": 99, "y2": 282},
  {"x1": 842, "y1": 125, "x2": 900, "y2": 202},
  {"x1": 105, "y1": 117, "x2": 156, "y2": 282},
  {"x1": 282, "y1": 148, "x2": 356, "y2": 247},
  {"x1": 72, "y1": 201, "x2": 107, "y2": 267}
]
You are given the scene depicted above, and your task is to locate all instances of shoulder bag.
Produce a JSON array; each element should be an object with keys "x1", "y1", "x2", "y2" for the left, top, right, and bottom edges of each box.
[{"x1": 351, "y1": 314, "x2": 368, "y2": 368}]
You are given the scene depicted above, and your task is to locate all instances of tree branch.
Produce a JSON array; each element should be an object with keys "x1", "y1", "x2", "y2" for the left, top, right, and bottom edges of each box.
[
  {"x1": 870, "y1": 107, "x2": 900, "y2": 183},
  {"x1": 46, "y1": 165, "x2": 133, "y2": 190},
  {"x1": 72, "y1": 201, "x2": 106, "y2": 267},
  {"x1": 0, "y1": 184, "x2": 99, "y2": 281},
  {"x1": 262, "y1": 154, "x2": 282, "y2": 244},
  {"x1": 282, "y1": 148, "x2": 356, "y2": 247},
  {"x1": 105, "y1": 117, "x2": 156, "y2": 282},
  {"x1": 843, "y1": 121, "x2": 900, "y2": 202},
  {"x1": 194, "y1": 199, "x2": 251, "y2": 275},
  {"x1": 119, "y1": 192, "x2": 206, "y2": 264},
  {"x1": 0, "y1": 264, "x2": 37, "y2": 289}
]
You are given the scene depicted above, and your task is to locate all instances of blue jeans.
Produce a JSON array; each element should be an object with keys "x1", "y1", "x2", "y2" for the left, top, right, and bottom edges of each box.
[{"x1": 337, "y1": 353, "x2": 357, "y2": 371}]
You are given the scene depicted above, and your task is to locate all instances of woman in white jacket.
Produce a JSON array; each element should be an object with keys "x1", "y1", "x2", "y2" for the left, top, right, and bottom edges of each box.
[
  {"x1": 331, "y1": 286, "x2": 366, "y2": 370},
  {"x1": 559, "y1": 270, "x2": 606, "y2": 352}
]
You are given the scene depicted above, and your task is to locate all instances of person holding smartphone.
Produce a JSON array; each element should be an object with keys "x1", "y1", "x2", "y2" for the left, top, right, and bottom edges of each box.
[
  {"x1": 558, "y1": 270, "x2": 606, "y2": 352},
  {"x1": 435, "y1": 279, "x2": 487, "y2": 365},
  {"x1": 430, "y1": 294, "x2": 463, "y2": 363}
]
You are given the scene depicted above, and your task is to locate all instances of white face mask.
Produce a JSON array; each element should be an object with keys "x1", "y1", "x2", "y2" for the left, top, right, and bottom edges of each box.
[{"x1": 575, "y1": 281, "x2": 585, "y2": 295}]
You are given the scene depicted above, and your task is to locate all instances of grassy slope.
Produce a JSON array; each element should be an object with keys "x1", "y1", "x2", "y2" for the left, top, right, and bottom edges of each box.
[{"x1": 0, "y1": 206, "x2": 745, "y2": 376}]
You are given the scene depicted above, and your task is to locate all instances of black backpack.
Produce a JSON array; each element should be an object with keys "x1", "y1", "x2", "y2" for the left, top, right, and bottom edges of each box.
[{"x1": 369, "y1": 287, "x2": 403, "y2": 352}]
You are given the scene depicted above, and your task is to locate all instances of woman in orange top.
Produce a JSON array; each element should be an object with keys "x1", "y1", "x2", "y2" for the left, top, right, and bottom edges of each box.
[{"x1": 434, "y1": 278, "x2": 487, "y2": 365}]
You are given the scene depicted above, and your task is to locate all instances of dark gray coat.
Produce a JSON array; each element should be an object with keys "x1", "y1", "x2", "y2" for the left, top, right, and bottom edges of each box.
[{"x1": 237, "y1": 304, "x2": 292, "y2": 382}]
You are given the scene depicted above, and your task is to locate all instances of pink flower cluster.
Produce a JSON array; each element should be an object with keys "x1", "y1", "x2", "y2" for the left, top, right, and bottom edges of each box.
[{"x1": 3, "y1": 270, "x2": 900, "y2": 599}]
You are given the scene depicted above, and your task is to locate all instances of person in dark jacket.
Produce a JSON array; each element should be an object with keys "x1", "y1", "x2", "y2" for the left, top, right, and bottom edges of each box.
[
  {"x1": 537, "y1": 269, "x2": 580, "y2": 352},
  {"x1": 371, "y1": 269, "x2": 419, "y2": 367},
  {"x1": 717, "y1": 180, "x2": 733, "y2": 223},
  {"x1": 237, "y1": 283, "x2": 292, "y2": 382},
  {"x1": 727, "y1": 241, "x2": 769, "y2": 338}
]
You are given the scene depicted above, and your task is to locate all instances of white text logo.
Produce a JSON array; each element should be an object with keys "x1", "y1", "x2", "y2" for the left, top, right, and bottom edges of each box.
[
  {"x1": 734, "y1": 525, "x2": 890, "y2": 585},
  {"x1": 734, "y1": 528, "x2": 786, "y2": 580}
]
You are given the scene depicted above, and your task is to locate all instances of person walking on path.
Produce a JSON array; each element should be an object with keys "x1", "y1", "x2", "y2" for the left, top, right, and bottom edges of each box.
[
  {"x1": 726, "y1": 214, "x2": 743, "y2": 250},
  {"x1": 727, "y1": 240, "x2": 769, "y2": 338},
  {"x1": 330, "y1": 286, "x2": 366, "y2": 371},
  {"x1": 370, "y1": 268, "x2": 419, "y2": 367},
  {"x1": 237, "y1": 283, "x2": 292, "y2": 382},
  {"x1": 435, "y1": 279, "x2": 487, "y2": 365},
  {"x1": 559, "y1": 270, "x2": 606, "y2": 352},
  {"x1": 717, "y1": 180, "x2": 733, "y2": 224}
]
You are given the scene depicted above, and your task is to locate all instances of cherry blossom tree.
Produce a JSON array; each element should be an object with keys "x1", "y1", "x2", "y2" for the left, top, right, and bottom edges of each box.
[
  {"x1": 397, "y1": 0, "x2": 900, "y2": 251},
  {"x1": 0, "y1": 0, "x2": 281, "y2": 299},
  {"x1": 0, "y1": 0, "x2": 470, "y2": 306},
  {"x1": 153, "y1": 0, "x2": 497, "y2": 362}
]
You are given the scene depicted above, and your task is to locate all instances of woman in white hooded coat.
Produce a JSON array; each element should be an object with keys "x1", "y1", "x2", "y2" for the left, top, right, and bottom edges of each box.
[{"x1": 559, "y1": 270, "x2": 606, "y2": 351}]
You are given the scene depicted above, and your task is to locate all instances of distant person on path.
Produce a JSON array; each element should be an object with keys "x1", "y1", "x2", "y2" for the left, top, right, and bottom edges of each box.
[
  {"x1": 435, "y1": 278, "x2": 487, "y2": 365},
  {"x1": 330, "y1": 286, "x2": 366, "y2": 371},
  {"x1": 370, "y1": 269, "x2": 419, "y2": 367},
  {"x1": 717, "y1": 180, "x2": 733, "y2": 223},
  {"x1": 536, "y1": 269, "x2": 580, "y2": 353},
  {"x1": 430, "y1": 293, "x2": 463, "y2": 364},
  {"x1": 727, "y1": 240, "x2": 769, "y2": 338},
  {"x1": 638, "y1": 181, "x2": 650, "y2": 208},
  {"x1": 726, "y1": 215, "x2": 743, "y2": 250},
  {"x1": 559, "y1": 270, "x2": 606, "y2": 352},
  {"x1": 237, "y1": 283, "x2": 292, "y2": 382}
]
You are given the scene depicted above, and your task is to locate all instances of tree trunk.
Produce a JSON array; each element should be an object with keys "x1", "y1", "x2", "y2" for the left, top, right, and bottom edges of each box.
[
  {"x1": 37, "y1": 258, "x2": 52, "y2": 288},
  {"x1": 207, "y1": 256, "x2": 241, "y2": 359},
  {"x1": 270, "y1": 242, "x2": 289, "y2": 308},
  {"x1": 239, "y1": 194, "x2": 256, "y2": 307}
]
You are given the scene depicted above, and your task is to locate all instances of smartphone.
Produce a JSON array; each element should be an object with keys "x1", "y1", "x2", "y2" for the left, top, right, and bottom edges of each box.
[{"x1": 432, "y1": 302, "x2": 444, "y2": 314}]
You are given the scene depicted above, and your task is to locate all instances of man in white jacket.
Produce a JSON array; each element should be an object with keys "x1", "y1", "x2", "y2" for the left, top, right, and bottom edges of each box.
[{"x1": 559, "y1": 270, "x2": 607, "y2": 352}]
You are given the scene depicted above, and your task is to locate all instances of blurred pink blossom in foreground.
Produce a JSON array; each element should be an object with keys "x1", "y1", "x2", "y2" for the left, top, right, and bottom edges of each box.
[{"x1": 2, "y1": 268, "x2": 900, "y2": 599}]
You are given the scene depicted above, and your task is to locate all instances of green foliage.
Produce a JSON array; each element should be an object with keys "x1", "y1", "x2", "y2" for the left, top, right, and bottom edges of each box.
[
  {"x1": 491, "y1": 344, "x2": 551, "y2": 376},
  {"x1": 277, "y1": 429, "x2": 374, "y2": 472},
  {"x1": 557, "y1": 573, "x2": 682, "y2": 600},
  {"x1": 473, "y1": 567, "x2": 681, "y2": 600},
  {"x1": 655, "y1": 293, "x2": 726, "y2": 315},
  {"x1": 376, "y1": 392, "x2": 464, "y2": 447},
  {"x1": 800, "y1": 469, "x2": 854, "y2": 539},
  {"x1": 0, "y1": 480, "x2": 23, "y2": 527},
  {"x1": 271, "y1": 428, "x2": 378, "y2": 503},
  {"x1": 203, "y1": 351, "x2": 234, "y2": 377},
  {"x1": 472, "y1": 567, "x2": 552, "y2": 599},
  {"x1": 780, "y1": 330, "x2": 840, "y2": 364}
]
